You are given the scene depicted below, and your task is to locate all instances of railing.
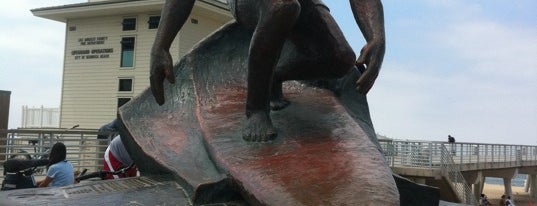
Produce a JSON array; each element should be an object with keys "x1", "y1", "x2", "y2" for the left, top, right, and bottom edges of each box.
[
  {"x1": 1, "y1": 128, "x2": 116, "y2": 181},
  {"x1": 379, "y1": 140, "x2": 537, "y2": 170},
  {"x1": 380, "y1": 140, "x2": 440, "y2": 168},
  {"x1": 439, "y1": 143, "x2": 476, "y2": 205},
  {"x1": 379, "y1": 139, "x2": 537, "y2": 205},
  {"x1": 2, "y1": 132, "x2": 536, "y2": 202},
  {"x1": 379, "y1": 140, "x2": 476, "y2": 204}
]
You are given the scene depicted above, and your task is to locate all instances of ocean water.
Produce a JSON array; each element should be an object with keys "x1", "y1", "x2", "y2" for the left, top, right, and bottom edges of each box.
[{"x1": 485, "y1": 174, "x2": 527, "y2": 187}]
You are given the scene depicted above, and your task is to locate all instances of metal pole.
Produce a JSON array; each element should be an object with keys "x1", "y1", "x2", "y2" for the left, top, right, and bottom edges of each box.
[
  {"x1": 477, "y1": 144, "x2": 480, "y2": 169},
  {"x1": 459, "y1": 143, "x2": 463, "y2": 171},
  {"x1": 428, "y1": 142, "x2": 433, "y2": 168},
  {"x1": 504, "y1": 145, "x2": 507, "y2": 168},
  {"x1": 491, "y1": 145, "x2": 494, "y2": 165}
]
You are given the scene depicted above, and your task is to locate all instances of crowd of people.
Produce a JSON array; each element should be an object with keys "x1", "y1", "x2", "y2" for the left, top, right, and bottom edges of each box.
[
  {"x1": 480, "y1": 193, "x2": 518, "y2": 206},
  {"x1": 500, "y1": 194, "x2": 516, "y2": 206},
  {"x1": 35, "y1": 119, "x2": 137, "y2": 188}
]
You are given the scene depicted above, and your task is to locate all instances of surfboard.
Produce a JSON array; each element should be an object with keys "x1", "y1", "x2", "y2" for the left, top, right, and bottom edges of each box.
[{"x1": 118, "y1": 21, "x2": 399, "y2": 205}]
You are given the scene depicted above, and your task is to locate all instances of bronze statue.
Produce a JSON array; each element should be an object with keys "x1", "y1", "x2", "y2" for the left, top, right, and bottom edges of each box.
[{"x1": 150, "y1": 0, "x2": 385, "y2": 142}]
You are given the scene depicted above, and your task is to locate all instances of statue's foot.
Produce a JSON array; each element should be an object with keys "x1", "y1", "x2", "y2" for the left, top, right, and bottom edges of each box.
[
  {"x1": 270, "y1": 98, "x2": 290, "y2": 111},
  {"x1": 242, "y1": 112, "x2": 277, "y2": 142}
]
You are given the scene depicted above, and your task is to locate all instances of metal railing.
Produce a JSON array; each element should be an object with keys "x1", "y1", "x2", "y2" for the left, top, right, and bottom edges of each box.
[
  {"x1": 1, "y1": 128, "x2": 116, "y2": 181},
  {"x1": 379, "y1": 140, "x2": 537, "y2": 170},
  {"x1": 379, "y1": 139, "x2": 537, "y2": 205},
  {"x1": 2, "y1": 131, "x2": 535, "y2": 203},
  {"x1": 439, "y1": 143, "x2": 476, "y2": 205}
]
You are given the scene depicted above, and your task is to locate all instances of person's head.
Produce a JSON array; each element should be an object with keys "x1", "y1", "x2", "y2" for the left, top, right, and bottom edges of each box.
[
  {"x1": 501, "y1": 194, "x2": 506, "y2": 199},
  {"x1": 49, "y1": 142, "x2": 67, "y2": 165},
  {"x1": 480, "y1": 194, "x2": 485, "y2": 198}
]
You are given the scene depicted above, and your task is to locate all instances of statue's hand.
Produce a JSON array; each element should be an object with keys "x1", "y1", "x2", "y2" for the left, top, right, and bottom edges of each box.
[
  {"x1": 150, "y1": 49, "x2": 175, "y2": 105},
  {"x1": 355, "y1": 40, "x2": 385, "y2": 95}
]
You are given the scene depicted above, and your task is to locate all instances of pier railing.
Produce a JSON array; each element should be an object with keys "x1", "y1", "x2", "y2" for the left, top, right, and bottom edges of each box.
[
  {"x1": 379, "y1": 139, "x2": 537, "y2": 205},
  {"x1": 439, "y1": 143, "x2": 476, "y2": 205},
  {"x1": 379, "y1": 139, "x2": 537, "y2": 170},
  {"x1": 2, "y1": 131, "x2": 535, "y2": 204}
]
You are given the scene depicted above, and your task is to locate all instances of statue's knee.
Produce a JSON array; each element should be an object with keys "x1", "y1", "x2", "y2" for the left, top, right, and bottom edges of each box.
[
  {"x1": 270, "y1": 0, "x2": 301, "y2": 20},
  {"x1": 331, "y1": 48, "x2": 356, "y2": 77}
]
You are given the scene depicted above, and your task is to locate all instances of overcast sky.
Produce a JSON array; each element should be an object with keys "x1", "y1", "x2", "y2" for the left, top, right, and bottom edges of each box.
[{"x1": 0, "y1": 0, "x2": 536, "y2": 145}]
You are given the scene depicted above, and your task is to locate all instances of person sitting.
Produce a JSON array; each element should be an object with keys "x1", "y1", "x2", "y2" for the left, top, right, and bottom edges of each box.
[
  {"x1": 504, "y1": 195, "x2": 514, "y2": 206},
  {"x1": 97, "y1": 119, "x2": 120, "y2": 140},
  {"x1": 500, "y1": 194, "x2": 507, "y2": 206},
  {"x1": 479, "y1": 194, "x2": 491, "y2": 206},
  {"x1": 38, "y1": 142, "x2": 74, "y2": 187},
  {"x1": 448, "y1": 135, "x2": 455, "y2": 143},
  {"x1": 103, "y1": 135, "x2": 138, "y2": 179}
]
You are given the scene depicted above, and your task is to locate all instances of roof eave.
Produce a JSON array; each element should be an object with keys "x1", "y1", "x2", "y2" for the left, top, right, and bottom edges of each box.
[{"x1": 32, "y1": 0, "x2": 230, "y2": 23}]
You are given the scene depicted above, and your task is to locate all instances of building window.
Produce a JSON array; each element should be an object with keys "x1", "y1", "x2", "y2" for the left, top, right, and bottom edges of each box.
[
  {"x1": 120, "y1": 37, "x2": 135, "y2": 67},
  {"x1": 122, "y1": 18, "x2": 136, "y2": 31},
  {"x1": 117, "y1": 98, "x2": 131, "y2": 107},
  {"x1": 118, "y1": 79, "x2": 133, "y2": 92},
  {"x1": 148, "y1": 16, "x2": 160, "y2": 29}
]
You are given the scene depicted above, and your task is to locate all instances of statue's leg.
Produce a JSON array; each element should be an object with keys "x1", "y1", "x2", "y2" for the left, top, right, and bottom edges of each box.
[
  {"x1": 269, "y1": 81, "x2": 290, "y2": 111},
  {"x1": 271, "y1": 2, "x2": 355, "y2": 108},
  {"x1": 242, "y1": 0, "x2": 301, "y2": 142}
]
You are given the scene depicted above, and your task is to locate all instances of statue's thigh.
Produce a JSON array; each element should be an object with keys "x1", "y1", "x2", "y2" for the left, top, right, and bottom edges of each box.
[
  {"x1": 231, "y1": 0, "x2": 261, "y2": 30},
  {"x1": 292, "y1": 3, "x2": 350, "y2": 57},
  {"x1": 277, "y1": 4, "x2": 352, "y2": 69}
]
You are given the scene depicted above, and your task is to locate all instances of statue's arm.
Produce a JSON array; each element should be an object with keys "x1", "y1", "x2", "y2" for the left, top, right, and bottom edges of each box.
[
  {"x1": 349, "y1": 0, "x2": 386, "y2": 94},
  {"x1": 150, "y1": 0, "x2": 196, "y2": 105}
]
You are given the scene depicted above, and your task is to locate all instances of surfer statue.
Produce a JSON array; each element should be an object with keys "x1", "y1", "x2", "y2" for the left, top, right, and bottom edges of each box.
[{"x1": 150, "y1": 0, "x2": 386, "y2": 142}]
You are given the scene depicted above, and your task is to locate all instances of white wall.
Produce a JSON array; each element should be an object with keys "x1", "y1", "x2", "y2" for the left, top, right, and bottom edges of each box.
[{"x1": 60, "y1": 7, "x2": 231, "y2": 129}]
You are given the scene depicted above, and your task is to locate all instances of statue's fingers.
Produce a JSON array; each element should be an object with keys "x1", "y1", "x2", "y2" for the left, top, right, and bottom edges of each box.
[
  {"x1": 150, "y1": 74, "x2": 166, "y2": 105},
  {"x1": 355, "y1": 64, "x2": 367, "y2": 74},
  {"x1": 356, "y1": 76, "x2": 371, "y2": 94},
  {"x1": 356, "y1": 52, "x2": 367, "y2": 65},
  {"x1": 356, "y1": 76, "x2": 374, "y2": 94},
  {"x1": 356, "y1": 59, "x2": 380, "y2": 95},
  {"x1": 164, "y1": 67, "x2": 175, "y2": 84},
  {"x1": 356, "y1": 44, "x2": 371, "y2": 65}
]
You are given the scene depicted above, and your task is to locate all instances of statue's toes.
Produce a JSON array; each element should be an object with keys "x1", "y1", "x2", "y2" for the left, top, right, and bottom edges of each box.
[
  {"x1": 270, "y1": 99, "x2": 291, "y2": 111},
  {"x1": 242, "y1": 125, "x2": 277, "y2": 142},
  {"x1": 260, "y1": 129, "x2": 277, "y2": 142}
]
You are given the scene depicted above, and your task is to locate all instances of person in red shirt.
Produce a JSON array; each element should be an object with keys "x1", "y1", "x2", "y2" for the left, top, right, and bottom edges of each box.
[{"x1": 103, "y1": 135, "x2": 137, "y2": 179}]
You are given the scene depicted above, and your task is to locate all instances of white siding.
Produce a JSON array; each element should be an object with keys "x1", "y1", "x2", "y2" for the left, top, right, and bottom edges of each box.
[
  {"x1": 60, "y1": 7, "x2": 231, "y2": 129},
  {"x1": 178, "y1": 12, "x2": 225, "y2": 57}
]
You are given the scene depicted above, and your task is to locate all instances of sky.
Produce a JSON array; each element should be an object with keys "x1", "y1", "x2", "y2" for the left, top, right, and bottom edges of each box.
[{"x1": 0, "y1": 0, "x2": 536, "y2": 145}]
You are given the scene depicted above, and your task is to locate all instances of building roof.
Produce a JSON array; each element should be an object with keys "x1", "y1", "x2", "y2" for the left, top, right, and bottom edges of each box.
[
  {"x1": 32, "y1": 0, "x2": 230, "y2": 22},
  {"x1": 0, "y1": 90, "x2": 11, "y2": 96}
]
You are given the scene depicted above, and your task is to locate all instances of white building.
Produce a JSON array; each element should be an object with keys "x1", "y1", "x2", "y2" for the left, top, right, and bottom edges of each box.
[{"x1": 32, "y1": 0, "x2": 232, "y2": 129}]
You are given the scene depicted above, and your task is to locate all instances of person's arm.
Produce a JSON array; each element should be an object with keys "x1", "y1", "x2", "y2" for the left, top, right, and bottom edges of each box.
[
  {"x1": 349, "y1": 0, "x2": 386, "y2": 94},
  {"x1": 150, "y1": 0, "x2": 196, "y2": 105},
  {"x1": 38, "y1": 176, "x2": 52, "y2": 187}
]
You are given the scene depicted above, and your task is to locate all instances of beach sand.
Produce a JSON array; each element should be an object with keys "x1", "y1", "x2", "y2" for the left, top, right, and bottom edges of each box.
[{"x1": 482, "y1": 183, "x2": 535, "y2": 205}]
